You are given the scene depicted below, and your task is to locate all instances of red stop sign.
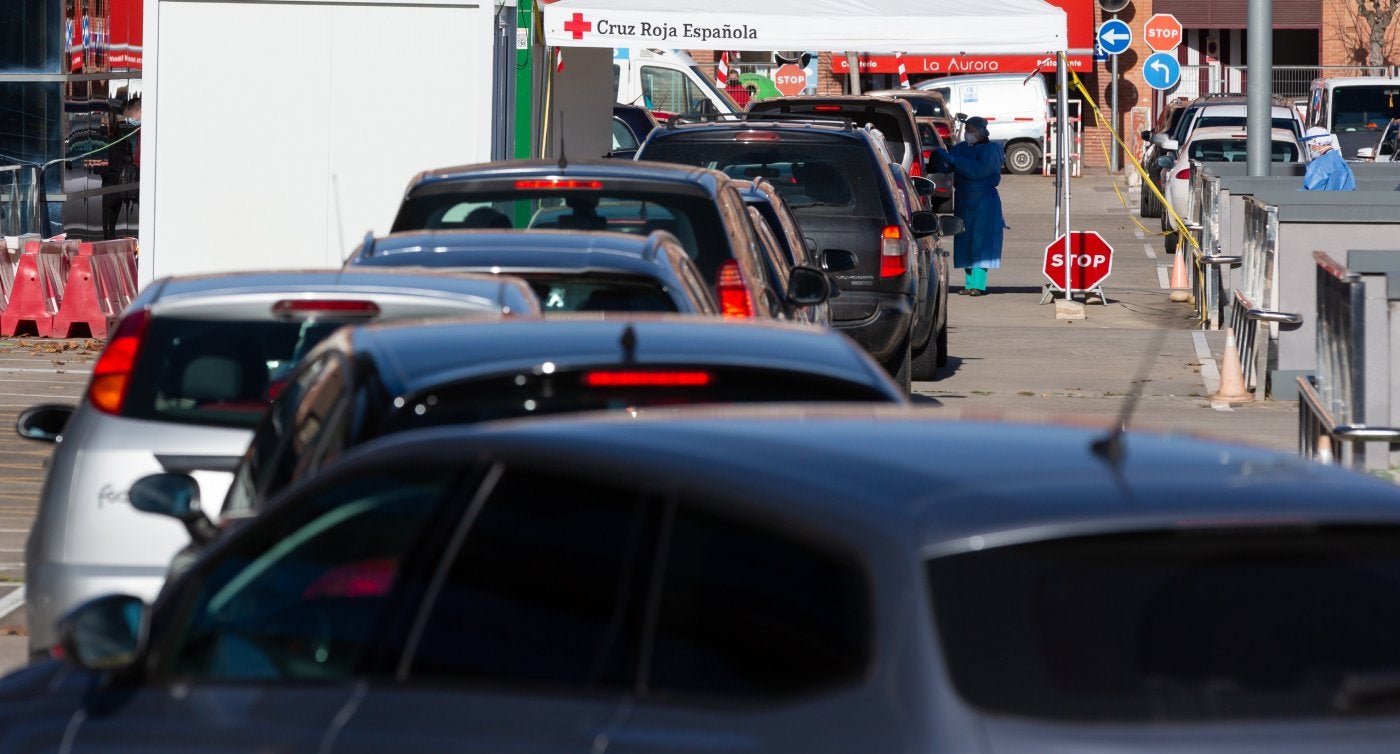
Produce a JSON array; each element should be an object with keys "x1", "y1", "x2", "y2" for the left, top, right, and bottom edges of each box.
[
  {"x1": 1044, "y1": 231, "x2": 1114, "y2": 290},
  {"x1": 772, "y1": 64, "x2": 808, "y2": 96},
  {"x1": 1143, "y1": 13, "x2": 1183, "y2": 52}
]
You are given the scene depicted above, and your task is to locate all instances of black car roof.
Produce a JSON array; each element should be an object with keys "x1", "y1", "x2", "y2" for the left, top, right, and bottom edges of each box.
[
  {"x1": 336, "y1": 406, "x2": 1400, "y2": 554},
  {"x1": 403, "y1": 158, "x2": 729, "y2": 194},
  {"x1": 342, "y1": 316, "x2": 898, "y2": 399}
]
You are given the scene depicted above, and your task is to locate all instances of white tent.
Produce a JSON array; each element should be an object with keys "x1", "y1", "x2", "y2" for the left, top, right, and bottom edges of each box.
[{"x1": 541, "y1": 0, "x2": 1068, "y2": 54}]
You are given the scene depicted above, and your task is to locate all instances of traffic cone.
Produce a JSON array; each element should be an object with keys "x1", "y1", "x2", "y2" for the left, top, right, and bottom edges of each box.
[
  {"x1": 1168, "y1": 241, "x2": 1191, "y2": 303},
  {"x1": 1212, "y1": 327, "x2": 1254, "y2": 404},
  {"x1": 1315, "y1": 432, "x2": 1334, "y2": 463}
]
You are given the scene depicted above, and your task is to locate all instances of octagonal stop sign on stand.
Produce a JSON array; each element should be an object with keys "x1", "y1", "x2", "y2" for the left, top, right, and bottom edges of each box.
[
  {"x1": 773, "y1": 64, "x2": 808, "y2": 96},
  {"x1": 1044, "y1": 231, "x2": 1114, "y2": 292}
]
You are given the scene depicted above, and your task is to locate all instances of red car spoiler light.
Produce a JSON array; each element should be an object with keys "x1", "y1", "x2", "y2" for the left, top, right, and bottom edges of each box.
[
  {"x1": 583, "y1": 371, "x2": 713, "y2": 387},
  {"x1": 515, "y1": 179, "x2": 604, "y2": 190},
  {"x1": 272, "y1": 300, "x2": 382, "y2": 319}
]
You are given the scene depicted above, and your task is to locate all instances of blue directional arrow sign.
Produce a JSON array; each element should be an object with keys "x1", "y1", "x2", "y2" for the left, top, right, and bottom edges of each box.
[
  {"x1": 1143, "y1": 51, "x2": 1181, "y2": 90},
  {"x1": 1096, "y1": 19, "x2": 1132, "y2": 55}
]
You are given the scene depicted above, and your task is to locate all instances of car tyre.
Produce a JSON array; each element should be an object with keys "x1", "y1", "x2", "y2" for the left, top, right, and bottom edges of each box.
[
  {"x1": 912, "y1": 323, "x2": 939, "y2": 381},
  {"x1": 1140, "y1": 182, "x2": 1163, "y2": 218},
  {"x1": 1004, "y1": 142, "x2": 1042, "y2": 175},
  {"x1": 935, "y1": 322, "x2": 949, "y2": 368},
  {"x1": 885, "y1": 334, "x2": 913, "y2": 394}
]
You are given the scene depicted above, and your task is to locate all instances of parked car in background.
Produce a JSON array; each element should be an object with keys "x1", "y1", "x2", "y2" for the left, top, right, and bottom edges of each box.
[
  {"x1": 29, "y1": 406, "x2": 1400, "y2": 749},
  {"x1": 732, "y1": 178, "x2": 833, "y2": 326},
  {"x1": 608, "y1": 103, "x2": 659, "y2": 159},
  {"x1": 1138, "y1": 96, "x2": 1193, "y2": 218},
  {"x1": 866, "y1": 88, "x2": 957, "y2": 144},
  {"x1": 391, "y1": 158, "x2": 788, "y2": 319},
  {"x1": 917, "y1": 72, "x2": 1051, "y2": 174},
  {"x1": 346, "y1": 229, "x2": 728, "y2": 316},
  {"x1": 914, "y1": 119, "x2": 954, "y2": 211},
  {"x1": 1355, "y1": 117, "x2": 1400, "y2": 161},
  {"x1": 1160, "y1": 125, "x2": 1304, "y2": 252},
  {"x1": 1305, "y1": 75, "x2": 1400, "y2": 160},
  {"x1": 11, "y1": 269, "x2": 539, "y2": 660},
  {"x1": 613, "y1": 47, "x2": 740, "y2": 122},
  {"x1": 637, "y1": 114, "x2": 958, "y2": 389},
  {"x1": 746, "y1": 94, "x2": 927, "y2": 179}
]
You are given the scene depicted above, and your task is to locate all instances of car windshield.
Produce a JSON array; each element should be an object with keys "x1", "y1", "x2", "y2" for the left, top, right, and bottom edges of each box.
[
  {"x1": 1193, "y1": 115, "x2": 1301, "y2": 137},
  {"x1": 394, "y1": 189, "x2": 731, "y2": 280},
  {"x1": 1187, "y1": 138, "x2": 1299, "y2": 162},
  {"x1": 1332, "y1": 85, "x2": 1400, "y2": 131},
  {"x1": 123, "y1": 317, "x2": 346, "y2": 429},
  {"x1": 639, "y1": 140, "x2": 885, "y2": 217},
  {"x1": 927, "y1": 526, "x2": 1400, "y2": 721},
  {"x1": 376, "y1": 368, "x2": 896, "y2": 435}
]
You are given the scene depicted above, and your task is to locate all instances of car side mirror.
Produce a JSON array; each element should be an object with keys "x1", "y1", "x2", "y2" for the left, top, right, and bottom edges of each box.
[
  {"x1": 938, "y1": 215, "x2": 965, "y2": 236},
  {"x1": 910, "y1": 176, "x2": 937, "y2": 197},
  {"x1": 15, "y1": 403, "x2": 73, "y2": 443},
  {"x1": 821, "y1": 248, "x2": 858, "y2": 272},
  {"x1": 785, "y1": 265, "x2": 831, "y2": 312},
  {"x1": 1357, "y1": 147, "x2": 1376, "y2": 159},
  {"x1": 129, "y1": 473, "x2": 220, "y2": 545},
  {"x1": 1160, "y1": 138, "x2": 1180, "y2": 152},
  {"x1": 909, "y1": 210, "x2": 940, "y2": 237},
  {"x1": 955, "y1": 112, "x2": 967, "y2": 122},
  {"x1": 57, "y1": 594, "x2": 146, "y2": 672},
  {"x1": 1151, "y1": 132, "x2": 1169, "y2": 146}
]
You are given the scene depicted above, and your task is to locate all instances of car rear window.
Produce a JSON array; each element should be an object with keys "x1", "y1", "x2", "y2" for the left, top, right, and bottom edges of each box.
[
  {"x1": 520, "y1": 274, "x2": 681, "y2": 313},
  {"x1": 640, "y1": 139, "x2": 886, "y2": 218},
  {"x1": 748, "y1": 109, "x2": 911, "y2": 162},
  {"x1": 926, "y1": 526, "x2": 1400, "y2": 721},
  {"x1": 1194, "y1": 115, "x2": 1301, "y2": 137},
  {"x1": 123, "y1": 317, "x2": 345, "y2": 429},
  {"x1": 376, "y1": 367, "x2": 896, "y2": 434},
  {"x1": 395, "y1": 189, "x2": 732, "y2": 280},
  {"x1": 1187, "y1": 138, "x2": 1299, "y2": 162}
]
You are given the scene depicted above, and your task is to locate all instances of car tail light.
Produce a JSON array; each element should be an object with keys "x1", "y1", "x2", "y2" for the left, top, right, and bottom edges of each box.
[
  {"x1": 88, "y1": 308, "x2": 152, "y2": 415},
  {"x1": 716, "y1": 259, "x2": 755, "y2": 318},
  {"x1": 880, "y1": 225, "x2": 909, "y2": 278},
  {"x1": 513, "y1": 179, "x2": 603, "y2": 190},
  {"x1": 1175, "y1": 167, "x2": 1192, "y2": 180},
  {"x1": 909, "y1": 158, "x2": 924, "y2": 177},
  {"x1": 584, "y1": 370, "x2": 713, "y2": 387},
  {"x1": 936, "y1": 124, "x2": 951, "y2": 139},
  {"x1": 272, "y1": 299, "x2": 381, "y2": 320}
]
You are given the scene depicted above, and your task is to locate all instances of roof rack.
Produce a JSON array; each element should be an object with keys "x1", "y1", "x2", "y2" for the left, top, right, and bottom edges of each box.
[{"x1": 664, "y1": 111, "x2": 855, "y2": 131}]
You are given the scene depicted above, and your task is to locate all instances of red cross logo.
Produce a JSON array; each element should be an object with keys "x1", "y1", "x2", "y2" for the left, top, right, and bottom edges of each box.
[{"x1": 564, "y1": 12, "x2": 592, "y2": 39}]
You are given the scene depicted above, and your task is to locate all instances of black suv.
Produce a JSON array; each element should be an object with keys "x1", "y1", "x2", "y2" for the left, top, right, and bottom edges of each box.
[
  {"x1": 391, "y1": 159, "x2": 789, "y2": 320},
  {"x1": 637, "y1": 116, "x2": 959, "y2": 388}
]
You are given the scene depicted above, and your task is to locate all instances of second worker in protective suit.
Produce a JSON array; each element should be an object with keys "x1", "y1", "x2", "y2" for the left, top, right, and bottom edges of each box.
[
  {"x1": 931, "y1": 116, "x2": 1005, "y2": 296},
  {"x1": 1299, "y1": 126, "x2": 1356, "y2": 191}
]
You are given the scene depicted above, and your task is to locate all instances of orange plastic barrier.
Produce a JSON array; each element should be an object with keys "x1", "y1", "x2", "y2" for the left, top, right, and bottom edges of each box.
[
  {"x1": 0, "y1": 238, "x2": 138, "y2": 338},
  {"x1": 1, "y1": 240, "x2": 74, "y2": 338}
]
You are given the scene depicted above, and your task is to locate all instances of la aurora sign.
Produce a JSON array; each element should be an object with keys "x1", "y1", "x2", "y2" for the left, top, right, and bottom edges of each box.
[{"x1": 832, "y1": 53, "x2": 1090, "y2": 74}]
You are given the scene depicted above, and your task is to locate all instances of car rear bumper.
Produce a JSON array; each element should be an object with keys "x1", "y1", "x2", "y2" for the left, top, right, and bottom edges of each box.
[
  {"x1": 25, "y1": 562, "x2": 167, "y2": 659},
  {"x1": 832, "y1": 291, "x2": 914, "y2": 362}
]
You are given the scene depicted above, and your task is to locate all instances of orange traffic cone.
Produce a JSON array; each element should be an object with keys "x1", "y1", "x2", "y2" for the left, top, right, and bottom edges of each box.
[
  {"x1": 1212, "y1": 327, "x2": 1254, "y2": 404},
  {"x1": 1315, "y1": 432, "x2": 1334, "y2": 464},
  {"x1": 1168, "y1": 242, "x2": 1192, "y2": 303}
]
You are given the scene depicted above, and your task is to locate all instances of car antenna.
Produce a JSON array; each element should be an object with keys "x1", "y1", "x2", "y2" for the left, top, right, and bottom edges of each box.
[
  {"x1": 558, "y1": 112, "x2": 568, "y2": 170},
  {"x1": 1090, "y1": 328, "x2": 1167, "y2": 469},
  {"x1": 331, "y1": 174, "x2": 347, "y2": 282},
  {"x1": 619, "y1": 323, "x2": 637, "y2": 362}
]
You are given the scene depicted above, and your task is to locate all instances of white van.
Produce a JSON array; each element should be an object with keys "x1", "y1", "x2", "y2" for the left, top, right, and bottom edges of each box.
[
  {"x1": 613, "y1": 48, "x2": 740, "y2": 122},
  {"x1": 916, "y1": 72, "x2": 1050, "y2": 174},
  {"x1": 1305, "y1": 75, "x2": 1400, "y2": 161}
]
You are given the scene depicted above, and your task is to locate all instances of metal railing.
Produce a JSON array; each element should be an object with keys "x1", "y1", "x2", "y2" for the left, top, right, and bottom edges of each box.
[
  {"x1": 1173, "y1": 65, "x2": 1392, "y2": 103},
  {"x1": 1297, "y1": 251, "x2": 1400, "y2": 469},
  {"x1": 0, "y1": 165, "x2": 48, "y2": 239}
]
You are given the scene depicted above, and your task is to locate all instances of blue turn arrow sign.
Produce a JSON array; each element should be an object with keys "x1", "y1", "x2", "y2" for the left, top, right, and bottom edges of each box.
[
  {"x1": 1096, "y1": 19, "x2": 1131, "y2": 55},
  {"x1": 1143, "y1": 51, "x2": 1181, "y2": 90}
]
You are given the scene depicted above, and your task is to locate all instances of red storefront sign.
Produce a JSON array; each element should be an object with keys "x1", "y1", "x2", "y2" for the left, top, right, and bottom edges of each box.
[
  {"x1": 69, "y1": 0, "x2": 142, "y2": 72},
  {"x1": 831, "y1": 0, "x2": 1092, "y2": 75}
]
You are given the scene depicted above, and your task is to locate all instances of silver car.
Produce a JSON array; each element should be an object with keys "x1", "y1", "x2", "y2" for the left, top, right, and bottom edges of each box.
[{"x1": 14, "y1": 267, "x2": 539, "y2": 659}]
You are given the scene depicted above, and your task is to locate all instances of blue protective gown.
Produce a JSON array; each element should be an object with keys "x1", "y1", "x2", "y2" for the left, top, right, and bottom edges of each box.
[
  {"x1": 934, "y1": 140, "x2": 1007, "y2": 269},
  {"x1": 1300, "y1": 149, "x2": 1357, "y2": 191}
]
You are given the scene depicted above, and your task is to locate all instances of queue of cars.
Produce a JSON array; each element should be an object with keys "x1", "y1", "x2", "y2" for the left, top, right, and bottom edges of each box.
[{"x1": 16, "y1": 87, "x2": 1400, "y2": 749}]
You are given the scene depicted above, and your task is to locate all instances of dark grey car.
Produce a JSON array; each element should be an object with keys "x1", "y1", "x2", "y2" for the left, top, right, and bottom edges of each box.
[{"x1": 17, "y1": 406, "x2": 1400, "y2": 751}]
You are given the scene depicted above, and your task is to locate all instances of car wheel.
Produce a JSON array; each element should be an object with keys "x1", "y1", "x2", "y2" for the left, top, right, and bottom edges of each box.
[
  {"x1": 935, "y1": 321, "x2": 949, "y2": 368},
  {"x1": 1004, "y1": 142, "x2": 1042, "y2": 175},
  {"x1": 1165, "y1": 228, "x2": 1179, "y2": 255},
  {"x1": 885, "y1": 334, "x2": 913, "y2": 394},
  {"x1": 1141, "y1": 183, "x2": 1162, "y2": 218},
  {"x1": 912, "y1": 323, "x2": 939, "y2": 381}
]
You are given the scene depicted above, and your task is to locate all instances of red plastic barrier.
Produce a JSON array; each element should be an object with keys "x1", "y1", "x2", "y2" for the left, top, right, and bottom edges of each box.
[
  {"x1": 53, "y1": 242, "x2": 126, "y2": 339},
  {"x1": 1, "y1": 240, "x2": 75, "y2": 338}
]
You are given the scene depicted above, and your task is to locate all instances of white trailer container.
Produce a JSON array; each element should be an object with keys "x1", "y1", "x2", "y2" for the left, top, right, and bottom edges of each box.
[{"x1": 138, "y1": 0, "x2": 505, "y2": 284}]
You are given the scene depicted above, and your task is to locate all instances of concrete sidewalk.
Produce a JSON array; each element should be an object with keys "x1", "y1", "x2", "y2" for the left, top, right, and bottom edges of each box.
[{"x1": 913, "y1": 171, "x2": 1299, "y2": 454}]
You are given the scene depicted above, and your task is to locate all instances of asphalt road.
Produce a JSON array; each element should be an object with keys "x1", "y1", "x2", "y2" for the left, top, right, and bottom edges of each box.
[{"x1": 0, "y1": 171, "x2": 1311, "y2": 677}]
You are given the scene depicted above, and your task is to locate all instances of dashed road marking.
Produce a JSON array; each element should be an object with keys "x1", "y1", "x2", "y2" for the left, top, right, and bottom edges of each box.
[
  {"x1": 1157, "y1": 265, "x2": 1171, "y2": 289},
  {"x1": 0, "y1": 585, "x2": 23, "y2": 621},
  {"x1": 1143, "y1": 243, "x2": 1157, "y2": 259}
]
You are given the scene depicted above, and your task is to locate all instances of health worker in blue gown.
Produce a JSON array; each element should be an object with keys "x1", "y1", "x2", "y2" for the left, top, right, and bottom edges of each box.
[
  {"x1": 931, "y1": 116, "x2": 1005, "y2": 296},
  {"x1": 1300, "y1": 127, "x2": 1356, "y2": 191}
]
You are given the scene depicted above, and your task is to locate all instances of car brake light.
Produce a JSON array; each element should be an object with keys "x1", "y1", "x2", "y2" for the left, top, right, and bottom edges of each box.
[
  {"x1": 716, "y1": 259, "x2": 755, "y2": 318},
  {"x1": 513, "y1": 179, "x2": 603, "y2": 190},
  {"x1": 583, "y1": 371, "x2": 713, "y2": 387},
  {"x1": 936, "y1": 124, "x2": 951, "y2": 138},
  {"x1": 909, "y1": 159, "x2": 923, "y2": 177},
  {"x1": 1175, "y1": 167, "x2": 1192, "y2": 180},
  {"x1": 880, "y1": 225, "x2": 908, "y2": 278},
  {"x1": 736, "y1": 131, "x2": 781, "y2": 142},
  {"x1": 272, "y1": 299, "x2": 381, "y2": 319},
  {"x1": 813, "y1": 105, "x2": 843, "y2": 111},
  {"x1": 88, "y1": 308, "x2": 152, "y2": 415}
]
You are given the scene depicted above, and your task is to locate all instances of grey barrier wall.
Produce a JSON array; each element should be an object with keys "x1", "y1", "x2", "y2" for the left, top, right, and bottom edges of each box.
[
  {"x1": 1298, "y1": 249, "x2": 1400, "y2": 472},
  {"x1": 1235, "y1": 191, "x2": 1400, "y2": 401}
]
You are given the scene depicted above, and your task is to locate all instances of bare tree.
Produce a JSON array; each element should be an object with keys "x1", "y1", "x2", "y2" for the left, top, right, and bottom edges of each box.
[{"x1": 1355, "y1": 0, "x2": 1400, "y2": 66}]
